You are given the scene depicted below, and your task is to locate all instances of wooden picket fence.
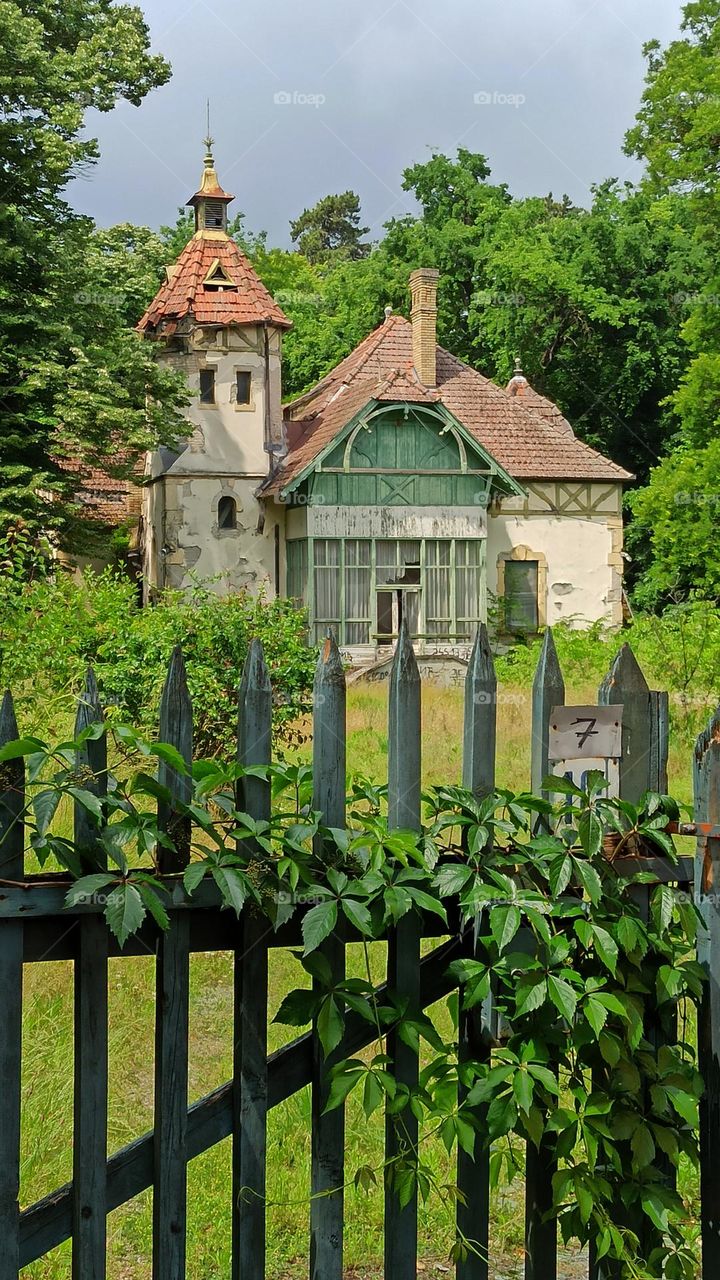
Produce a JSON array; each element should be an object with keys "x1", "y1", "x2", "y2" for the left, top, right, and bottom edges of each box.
[{"x1": 0, "y1": 623, "x2": 718, "y2": 1280}]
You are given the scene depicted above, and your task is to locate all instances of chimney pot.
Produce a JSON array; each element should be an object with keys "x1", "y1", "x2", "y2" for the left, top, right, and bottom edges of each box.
[{"x1": 409, "y1": 267, "x2": 439, "y2": 387}]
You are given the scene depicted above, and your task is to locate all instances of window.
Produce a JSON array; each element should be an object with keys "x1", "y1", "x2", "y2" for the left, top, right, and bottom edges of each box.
[
  {"x1": 313, "y1": 539, "x2": 341, "y2": 640},
  {"x1": 203, "y1": 259, "x2": 237, "y2": 291},
  {"x1": 425, "y1": 541, "x2": 451, "y2": 637},
  {"x1": 376, "y1": 541, "x2": 420, "y2": 586},
  {"x1": 504, "y1": 560, "x2": 539, "y2": 633},
  {"x1": 287, "y1": 541, "x2": 308, "y2": 604},
  {"x1": 344, "y1": 540, "x2": 371, "y2": 644},
  {"x1": 236, "y1": 371, "x2": 252, "y2": 405},
  {"x1": 203, "y1": 201, "x2": 225, "y2": 230},
  {"x1": 199, "y1": 369, "x2": 215, "y2": 404},
  {"x1": 455, "y1": 540, "x2": 483, "y2": 638},
  {"x1": 299, "y1": 536, "x2": 487, "y2": 646},
  {"x1": 217, "y1": 495, "x2": 237, "y2": 530}
]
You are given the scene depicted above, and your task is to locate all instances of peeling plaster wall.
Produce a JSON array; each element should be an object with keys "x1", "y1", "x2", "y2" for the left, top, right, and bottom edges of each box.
[
  {"x1": 487, "y1": 481, "x2": 624, "y2": 628},
  {"x1": 142, "y1": 321, "x2": 286, "y2": 596},
  {"x1": 154, "y1": 476, "x2": 283, "y2": 595}
]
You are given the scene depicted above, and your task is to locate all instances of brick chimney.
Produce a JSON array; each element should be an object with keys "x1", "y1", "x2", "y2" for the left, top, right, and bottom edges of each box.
[{"x1": 409, "y1": 268, "x2": 439, "y2": 387}]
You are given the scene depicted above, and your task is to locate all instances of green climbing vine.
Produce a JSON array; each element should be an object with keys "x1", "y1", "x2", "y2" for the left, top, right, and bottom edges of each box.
[{"x1": 0, "y1": 724, "x2": 705, "y2": 1279}]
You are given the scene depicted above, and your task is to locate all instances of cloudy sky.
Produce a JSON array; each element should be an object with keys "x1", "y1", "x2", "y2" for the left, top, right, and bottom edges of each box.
[{"x1": 71, "y1": 0, "x2": 683, "y2": 245}]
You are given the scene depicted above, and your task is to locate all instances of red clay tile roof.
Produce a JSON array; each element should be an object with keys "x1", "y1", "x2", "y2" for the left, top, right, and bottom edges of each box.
[
  {"x1": 137, "y1": 232, "x2": 291, "y2": 332},
  {"x1": 61, "y1": 455, "x2": 143, "y2": 525},
  {"x1": 506, "y1": 371, "x2": 574, "y2": 438},
  {"x1": 266, "y1": 315, "x2": 632, "y2": 493}
]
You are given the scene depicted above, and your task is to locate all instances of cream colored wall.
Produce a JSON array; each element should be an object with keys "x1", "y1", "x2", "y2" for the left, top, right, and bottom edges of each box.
[
  {"x1": 142, "y1": 321, "x2": 286, "y2": 596},
  {"x1": 487, "y1": 481, "x2": 624, "y2": 628},
  {"x1": 153, "y1": 324, "x2": 283, "y2": 477},
  {"x1": 146, "y1": 475, "x2": 284, "y2": 596}
]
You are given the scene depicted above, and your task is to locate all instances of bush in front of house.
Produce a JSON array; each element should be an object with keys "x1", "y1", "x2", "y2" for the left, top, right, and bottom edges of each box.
[{"x1": 0, "y1": 537, "x2": 316, "y2": 755}]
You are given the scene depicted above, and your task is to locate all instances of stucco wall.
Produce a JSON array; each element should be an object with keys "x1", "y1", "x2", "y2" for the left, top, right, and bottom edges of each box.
[
  {"x1": 487, "y1": 481, "x2": 624, "y2": 628},
  {"x1": 145, "y1": 476, "x2": 283, "y2": 597},
  {"x1": 153, "y1": 324, "x2": 283, "y2": 477},
  {"x1": 142, "y1": 320, "x2": 286, "y2": 595}
]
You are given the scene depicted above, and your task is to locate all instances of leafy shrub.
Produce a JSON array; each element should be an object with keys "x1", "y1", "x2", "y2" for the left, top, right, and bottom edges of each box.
[
  {"x1": 0, "y1": 544, "x2": 316, "y2": 754},
  {"x1": 496, "y1": 606, "x2": 720, "y2": 743}
]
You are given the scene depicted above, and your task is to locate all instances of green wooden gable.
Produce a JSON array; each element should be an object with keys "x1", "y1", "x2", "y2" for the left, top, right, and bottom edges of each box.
[{"x1": 280, "y1": 401, "x2": 524, "y2": 508}]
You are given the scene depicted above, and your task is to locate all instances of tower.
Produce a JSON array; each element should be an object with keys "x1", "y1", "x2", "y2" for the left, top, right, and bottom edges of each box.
[{"x1": 137, "y1": 143, "x2": 291, "y2": 598}]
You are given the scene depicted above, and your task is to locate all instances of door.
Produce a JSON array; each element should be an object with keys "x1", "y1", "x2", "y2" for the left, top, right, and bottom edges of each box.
[{"x1": 375, "y1": 588, "x2": 420, "y2": 643}]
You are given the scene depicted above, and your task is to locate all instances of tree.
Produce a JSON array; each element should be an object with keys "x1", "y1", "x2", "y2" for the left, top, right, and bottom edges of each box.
[
  {"x1": 623, "y1": 0, "x2": 720, "y2": 603},
  {"x1": 0, "y1": 0, "x2": 186, "y2": 547},
  {"x1": 289, "y1": 191, "x2": 370, "y2": 263},
  {"x1": 384, "y1": 152, "x2": 701, "y2": 483}
]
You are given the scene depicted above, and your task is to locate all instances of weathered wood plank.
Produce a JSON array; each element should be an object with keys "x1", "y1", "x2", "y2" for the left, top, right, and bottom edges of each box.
[
  {"x1": 457, "y1": 627, "x2": 496, "y2": 1280},
  {"x1": 310, "y1": 633, "x2": 346, "y2": 1280},
  {"x1": 598, "y1": 644, "x2": 651, "y2": 806},
  {"x1": 233, "y1": 640, "x2": 272, "y2": 1280},
  {"x1": 19, "y1": 935, "x2": 463, "y2": 1267},
  {"x1": 695, "y1": 707, "x2": 720, "y2": 1279},
  {"x1": 72, "y1": 671, "x2": 108, "y2": 1279},
  {"x1": 462, "y1": 625, "x2": 496, "y2": 800},
  {"x1": 385, "y1": 620, "x2": 421, "y2": 1280},
  {"x1": 157, "y1": 646, "x2": 192, "y2": 873},
  {"x1": 525, "y1": 634, "x2": 563, "y2": 1280},
  {"x1": 531, "y1": 628, "x2": 565, "y2": 804},
  {"x1": 595, "y1": 648, "x2": 668, "y2": 1277},
  {"x1": 0, "y1": 690, "x2": 24, "y2": 1280},
  {"x1": 73, "y1": 668, "x2": 107, "y2": 871},
  {"x1": 153, "y1": 648, "x2": 192, "y2": 1280}
]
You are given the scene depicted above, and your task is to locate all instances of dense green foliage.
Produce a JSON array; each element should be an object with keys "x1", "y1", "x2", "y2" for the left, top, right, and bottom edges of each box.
[
  {"x1": 624, "y1": 0, "x2": 720, "y2": 602},
  {"x1": 4, "y1": 724, "x2": 703, "y2": 1277},
  {"x1": 289, "y1": 190, "x2": 370, "y2": 263},
  {"x1": 497, "y1": 605, "x2": 720, "y2": 742},
  {"x1": 0, "y1": 0, "x2": 190, "y2": 547},
  {"x1": 0, "y1": 538, "x2": 316, "y2": 754}
]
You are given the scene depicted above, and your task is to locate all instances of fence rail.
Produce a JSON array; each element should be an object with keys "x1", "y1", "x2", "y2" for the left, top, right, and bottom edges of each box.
[{"x1": 0, "y1": 625, "x2": 714, "y2": 1279}]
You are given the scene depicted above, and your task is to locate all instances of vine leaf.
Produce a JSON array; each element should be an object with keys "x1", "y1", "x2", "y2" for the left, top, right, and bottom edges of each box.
[
  {"x1": 105, "y1": 882, "x2": 146, "y2": 947},
  {"x1": 302, "y1": 900, "x2": 338, "y2": 954}
]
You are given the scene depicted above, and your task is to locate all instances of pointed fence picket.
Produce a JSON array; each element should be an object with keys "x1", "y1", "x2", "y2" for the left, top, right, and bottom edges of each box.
[
  {"x1": 153, "y1": 647, "x2": 192, "y2": 1280},
  {"x1": 694, "y1": 706, "x2": 720, "y2": 1278},
  {"x1": 234, "y1": 638, "x2": 273, "y2": 1280},
  {"x1": 0, "y1": 691, "x2": 23, "y2": 1280},
  {"x1": 72, "y1": 670, "x2": 109, "y2": 1280},
  {"x1": 384, "y1": 619, "x2": 422, "y2": 1280},
  {"x1": 0, "y1": 628, "x2": 710, "y2": 1280},
  {"x1": 456, "y1": 624, "x2": 496, "y2": 1280},
  {"x1": 310, "y1": 633, "x2": 347, "y2": 1280}
]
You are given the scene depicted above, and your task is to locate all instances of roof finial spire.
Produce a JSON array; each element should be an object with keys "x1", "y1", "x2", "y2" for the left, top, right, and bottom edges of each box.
[
  {"x1": 203, "y1": 99, "x2": 214, "y2": 167},
  {"x1": 514, "y1": 355, "x2": 523, "y2": 376}
]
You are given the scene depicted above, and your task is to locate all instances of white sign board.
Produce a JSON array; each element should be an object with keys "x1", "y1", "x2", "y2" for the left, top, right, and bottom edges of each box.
[
  {"x1": 548, "y1": 706, "x2": 623, "y2": 762},
  {"x1": 548, "y1": 705, "x2": 623, "y2": 799}
]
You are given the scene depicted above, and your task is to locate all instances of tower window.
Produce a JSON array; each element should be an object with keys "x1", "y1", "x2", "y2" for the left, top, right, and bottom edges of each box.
[
  {"x1": 217, "y1": 496, "x2": 237, "y2": 530},
  {"x1": 199, "y1": 369, "x2": 215, "y2": 404},
  {"x1": 236, "y1": 371, "x2": 251, "y2": 405},
  {"x1": 203, "y1": 201, "x2": 225, "y2": 229}
]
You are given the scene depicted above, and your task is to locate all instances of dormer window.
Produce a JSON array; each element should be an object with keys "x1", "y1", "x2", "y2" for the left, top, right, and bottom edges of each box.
[{"x1": 203, "y1": 258, "x2": 237, "y2": 293}]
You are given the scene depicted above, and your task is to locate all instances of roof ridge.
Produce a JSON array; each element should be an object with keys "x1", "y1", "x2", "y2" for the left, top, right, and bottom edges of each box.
[{"x1": 285, "y1": 314, "x2": 407, "y2": 413}]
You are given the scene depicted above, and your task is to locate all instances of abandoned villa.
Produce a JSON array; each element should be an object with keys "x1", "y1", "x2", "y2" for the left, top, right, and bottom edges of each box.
[{"x1": 95, "y1": 147, "x2": 632, "y2": 660}]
